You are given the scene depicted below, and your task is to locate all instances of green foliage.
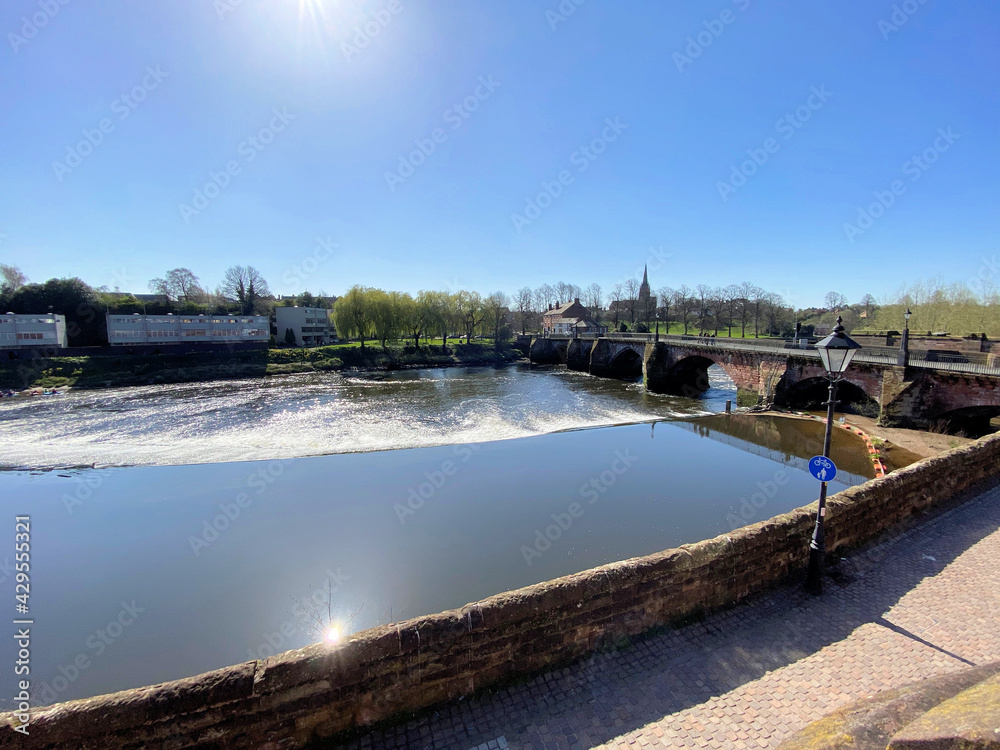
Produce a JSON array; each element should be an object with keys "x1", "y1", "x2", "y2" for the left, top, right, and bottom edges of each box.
[
  {"x1": 4, "y1": 277, "x2": 104, "y2": 346},
  {"x1": 284, "y1": 327, "x2": 296, "y2": 345}
]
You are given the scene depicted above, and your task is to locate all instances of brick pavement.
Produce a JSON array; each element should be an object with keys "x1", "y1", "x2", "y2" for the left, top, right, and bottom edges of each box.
[{"x1": 333, "y1": 481, "x2": 1000, "y2": 750}]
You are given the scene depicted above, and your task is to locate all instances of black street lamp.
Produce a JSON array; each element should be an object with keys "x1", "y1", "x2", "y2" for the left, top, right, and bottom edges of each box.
[
  {"x1": 897, "y1": 307, "x2": 912, "y2": 366},
  {"x1": 806, "y1": 316, "x2": 862, "y2": 595}
]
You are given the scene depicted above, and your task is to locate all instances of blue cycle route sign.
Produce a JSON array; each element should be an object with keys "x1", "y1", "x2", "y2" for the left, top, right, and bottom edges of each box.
[{"x1": 808, "y1": 456, "x2": 837, "y2": 482}]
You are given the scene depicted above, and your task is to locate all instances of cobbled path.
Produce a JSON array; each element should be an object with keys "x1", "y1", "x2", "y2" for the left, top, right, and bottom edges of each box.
[{"x1": 336, "y1": 481, "x2": 1000, "y2": 750}]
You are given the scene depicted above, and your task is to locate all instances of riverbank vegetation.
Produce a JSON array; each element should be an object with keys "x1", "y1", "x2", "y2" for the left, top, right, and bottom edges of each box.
[{"x1": 0, "y1": 343, "x2": 522, "y2": 391}]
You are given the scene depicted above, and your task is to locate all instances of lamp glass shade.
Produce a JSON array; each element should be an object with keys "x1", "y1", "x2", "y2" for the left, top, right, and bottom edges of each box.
[
  {"x1": 815, "y1": 317, "x2": 862, "y2": 375},
  {"x1": 904, "y1": 308, "x2": 912, "y2": 321},
  {"x1": 819, "y1": 345, "x2": 858, "y2": 375}
]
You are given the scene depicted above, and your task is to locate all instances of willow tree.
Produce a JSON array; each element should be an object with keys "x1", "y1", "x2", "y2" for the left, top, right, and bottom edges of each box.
[{"x1": 333, "y1": 285, "x2": 373, "y2": 349}]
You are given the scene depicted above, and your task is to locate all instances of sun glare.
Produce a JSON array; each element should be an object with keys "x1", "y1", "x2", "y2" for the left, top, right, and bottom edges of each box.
[{"x1": 325, "y1": 626, "x2": 340, "y2": 643}]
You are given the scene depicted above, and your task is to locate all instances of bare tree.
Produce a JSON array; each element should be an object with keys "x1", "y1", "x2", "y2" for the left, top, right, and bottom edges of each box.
[
  {"x1": 534, "y1": 284, "x2": 555, "y2": 312},
  {"x1": 824, "y1": 291, "x2": 848, "y2": 311},
  {"x1": 859, "y1": 293, "x2": 878, "y2": 321},
  {"x1": 736, "y1": 281, "x2": 755, "y2": 337},
  {"x1": 696, "y1": 284, "x2": 713, "y2": 334},
  {"x1": 514, "y1": 286, "x2": 534, "y2": 334},
  {"x1": 721, "y1": 284, "x2": 740, "y2": 337},
  {"x1": 750, "y1": 285, "x2": 768, "y2": 337},
  {"x1": 673, "y1": 285, "x2": 693, "y2": 334},
  {"x1": 484, "y1": 291, "x2": 511, "y2": 346},
  {"x1": 609, "y1": 283, "x2": 624, "y2": 327},
  {"x1": 149, "y1": 268, "x2": 203, "y2": 302},
  {"x1": 584, "y1": 283, "x2": 603, "y2": 324},
  {"x1": 221, "y1": 265, "x2": 270, "y2": 315},
  {"x1": 624, "y1": 278, "x2": 640, "y2": 326},
  {"x1": 763, "y1": 292, "x2": 787, "y2": 336},
  {"x1": 656, "y1": 286, "x2": 674, "y2": 334}
]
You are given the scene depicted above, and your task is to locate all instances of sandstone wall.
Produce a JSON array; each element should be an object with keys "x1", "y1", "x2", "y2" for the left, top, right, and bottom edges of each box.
[{"x1": 5, "y1": 434, "x2": 1000, "y2": 750}]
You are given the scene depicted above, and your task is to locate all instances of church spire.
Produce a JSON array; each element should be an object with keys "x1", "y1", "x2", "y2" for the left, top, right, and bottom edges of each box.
[{"x1": 639, "y1": 264, "x2": 650, "y2": 300}]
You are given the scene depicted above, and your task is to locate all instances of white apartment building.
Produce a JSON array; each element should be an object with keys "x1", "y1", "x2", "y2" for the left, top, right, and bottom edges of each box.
[
  {"x1": 106, "y1": 313, "x2": 270, "y2": 346},
  {"x1": 0, "y1": 313, "x2": 69, "y2": 348},
  {"x1": 274, "y1": 306, "x2": 335, "y2": 347}
]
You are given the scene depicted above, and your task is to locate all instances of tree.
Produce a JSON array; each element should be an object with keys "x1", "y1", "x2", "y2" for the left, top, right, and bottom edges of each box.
[
  {"x1": 7, "y1": 277, "x2": 103, "y2": 346},
  {"x1": 750, "y1": 285, "x2": 768, "y2": 337},
  {"x1": 370, "y1": 290, "x2": 405, "y2": 347},
  {"x1": 1, "y1": 264, "x2": 27, "y2": 294},
  {"x1": 656, "y1": 286, "x2": 674, "y2": 333},
  {"x1": 609, "y1": 283, "x2": 624, "y2": 327},
  {"x1": 484, "y1": 291, "x2": 511, "y2": 347},
  {"x1": 221, "y1": 266, "x2": 270, "y2": 315},
  {"x1": 673, "y1": 286, "x2": 693, "y2": 334},
  {"x1": 736, "y1": 282, "x2": 754, "y2": 337},
  {"x1": 284, "y1": 328, "x2": 297, "y2": 346},
  {"x1": 763, "y1": 292, "x2": 789, "y2": 336},
  {"x1": 696, "y1": 284, "x2": 713, "y2": 334},
  {"x1": 514, "y1": 286, "x2": 534, "y2": 335},
  {"x1": 148, "y1": 268, "x2": 203, "y2": 301},
  {"x1": 859, "y1": 293, "x2": 878, "y2": 322},
  {"x1": 584, "y1": 283, "x2": 603, "y2": 325},
  {"x1": 534, "y1": 284, "x2": 555, "y2": 312},
  {"x1": 624, "y1": 278, "x2": 640, "y2": 325},
  {"x1": 721, "y1": 284, "x2": 740, "y2": 337},
  {"x1": 455, "y1": 290, "x2": 485, "y2": 343},
  {"x1": 333, "y1": 285, "x2": 373, "y2": 349},
  {"x1": 824, "y1": 291, "x2": 848, "y2": 311}
]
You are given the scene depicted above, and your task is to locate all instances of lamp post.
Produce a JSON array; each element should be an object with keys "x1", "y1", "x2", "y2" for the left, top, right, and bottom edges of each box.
[
  {"x1": 897, "y1": 307, "x2": 912, "y2": 367},
  {"x1": 806, "y1": 316, "x2": 862, "y2": 595}
]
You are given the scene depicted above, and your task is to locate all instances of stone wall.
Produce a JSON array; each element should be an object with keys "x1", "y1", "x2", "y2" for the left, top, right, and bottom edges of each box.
[{"x1": 5, "y1": 434, "x2": 1000, "y2": 750}]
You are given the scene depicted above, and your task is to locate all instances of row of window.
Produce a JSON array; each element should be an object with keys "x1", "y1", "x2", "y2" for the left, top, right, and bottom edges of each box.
[
  {"x1": 110, "y1": 317, "x2": 262, "y2": 325},
  {"x1": 1, "y1": 332, "x2": 55, "y2": 340},
  {"x1": 0, "y1": 318, "x2": 57, "y2": 325},
  {"x1": 111, "y1": 329, "x2": 268, "y2": 340}
]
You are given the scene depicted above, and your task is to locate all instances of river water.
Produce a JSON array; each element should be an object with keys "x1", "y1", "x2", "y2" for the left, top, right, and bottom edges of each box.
[{"x1": 0, "y1": 364, "x2": 887, "y2": 707}]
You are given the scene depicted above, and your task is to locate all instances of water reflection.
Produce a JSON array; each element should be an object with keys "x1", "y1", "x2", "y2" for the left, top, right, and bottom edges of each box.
[{"x1": 0, "y1": 411, "x2": 892, "y2": 708}]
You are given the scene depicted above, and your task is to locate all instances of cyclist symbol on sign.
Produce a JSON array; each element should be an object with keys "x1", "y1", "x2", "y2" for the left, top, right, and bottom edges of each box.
[{"x1": 808, "y1": 456, "x2": 837, "y2": 482}]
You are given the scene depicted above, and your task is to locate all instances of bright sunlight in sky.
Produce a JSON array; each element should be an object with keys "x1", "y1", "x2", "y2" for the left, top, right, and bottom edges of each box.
[{"x1": 1, "y1": 0, "x2": 998, "y2": 306}]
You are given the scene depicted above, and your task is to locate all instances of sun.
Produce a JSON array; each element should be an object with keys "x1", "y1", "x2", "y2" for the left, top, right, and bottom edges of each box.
[{"x1": 325, "y1": 626, "x2": 340, "y2": 643}]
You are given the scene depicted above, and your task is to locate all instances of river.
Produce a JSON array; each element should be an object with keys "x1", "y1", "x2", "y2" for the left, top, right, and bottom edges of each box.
[{"x1": 0, "y1": 364, "x2": 887, "y2": 707}]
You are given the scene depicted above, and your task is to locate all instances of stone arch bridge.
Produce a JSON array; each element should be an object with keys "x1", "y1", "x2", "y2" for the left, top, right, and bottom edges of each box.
[{"x1": 528, "y1": 335, "x2": 1000, "y2": 433}]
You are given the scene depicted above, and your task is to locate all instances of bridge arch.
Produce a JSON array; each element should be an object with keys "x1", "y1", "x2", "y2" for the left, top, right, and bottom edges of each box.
[
  {"x1": 781, "y1": 376, "x2": 880, "y2": 418},
  {"x1": 925, "y1": 405, "x2": 1000, "y2": 437},
  {"x1": 608, "y1": 348, "x2": 643, "y2": 379},
  {"x1": 661, "y1": 354, "x2": 716, "y2": 396}
]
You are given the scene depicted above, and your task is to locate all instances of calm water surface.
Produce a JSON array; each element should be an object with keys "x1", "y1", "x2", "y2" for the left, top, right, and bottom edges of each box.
[{"x1": 0, "y1": 365, "x2": 884, "y2": 707}]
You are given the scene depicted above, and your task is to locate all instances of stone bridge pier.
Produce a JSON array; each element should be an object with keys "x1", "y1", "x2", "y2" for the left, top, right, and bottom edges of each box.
[{"x1": 643, "y1": 341, "x2": 786, "y2": 406}]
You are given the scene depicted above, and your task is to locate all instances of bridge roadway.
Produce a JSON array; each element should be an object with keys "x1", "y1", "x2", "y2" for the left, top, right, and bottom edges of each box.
[
  {"x1": 334, "y1": 479, "x2": 1000, "y2": 750},
  {"x1": 526, "y1": 334, "x2": 1000, "y2": 433}
]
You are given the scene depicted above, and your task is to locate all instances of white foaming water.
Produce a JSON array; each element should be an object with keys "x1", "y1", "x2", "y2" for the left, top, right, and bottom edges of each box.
[{"x1": 0, "y1": 365, "x2": 733, "y2": 469}]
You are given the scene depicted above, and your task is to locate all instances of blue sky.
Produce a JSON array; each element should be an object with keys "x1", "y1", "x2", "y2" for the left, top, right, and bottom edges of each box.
[{"x1": 1, "y1": 0, "x2": 997, "y2": 308}]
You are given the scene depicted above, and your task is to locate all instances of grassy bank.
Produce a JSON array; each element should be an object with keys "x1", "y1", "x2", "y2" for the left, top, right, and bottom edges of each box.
[{"x1": 0, "y1": 343, "x2": 522, "y2": 391}]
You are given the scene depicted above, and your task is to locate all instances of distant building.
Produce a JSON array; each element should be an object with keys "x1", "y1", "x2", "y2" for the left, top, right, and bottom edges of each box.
[
  {"x1": 542, "y1": 299, "x2": 604, "y2": 335},
  {"x1": 106, "y1": 313, "x2": 269, "y2": 345},
  {"x1": 0, "y1": 313, "x2": 68, "y2": 348},
  {"x1": 274, "y1": 306, "x2": 335, "y2": 346}
]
